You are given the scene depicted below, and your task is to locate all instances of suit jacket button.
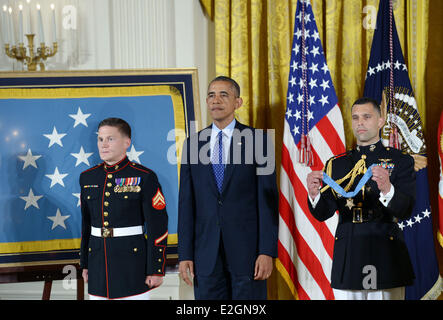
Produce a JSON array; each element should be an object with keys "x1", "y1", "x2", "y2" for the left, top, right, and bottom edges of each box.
[{"x1": 218, "y1": 200, "x2": 222, "y2": 205}]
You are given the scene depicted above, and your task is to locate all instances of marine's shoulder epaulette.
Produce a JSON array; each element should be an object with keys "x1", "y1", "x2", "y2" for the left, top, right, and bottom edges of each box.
[
  {"x1": 383, "y1": 145, "x2": 410, "y2": 157},
  {"x1": 81, "y1": 162, "x2": 104, "y2": 175},
  {"x1": 128, "y1": 161, "x2": 153, "y2": 174},
  {"x1": 330, "y1": 150, "x2": 353, "y2": 161},
  {"x1": 322, "y1": 150, "x2": 352, "y2": 175}
]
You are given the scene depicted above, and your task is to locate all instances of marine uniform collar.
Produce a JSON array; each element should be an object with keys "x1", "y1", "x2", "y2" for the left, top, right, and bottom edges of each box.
[
  {"x1": 355, "y1": 140, "x2": 383, "y2": 153},
  {"x1": 103, "y1": 156, "x2": 130, "y2": 173}
]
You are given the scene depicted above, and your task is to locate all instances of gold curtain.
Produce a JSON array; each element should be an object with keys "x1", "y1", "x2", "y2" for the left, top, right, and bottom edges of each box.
[
  {"x1": 200, "y1": 0, "x2": 428, "y2": 148},
  {"x1": 199, "y1": 0, "x2": 443, "y2": 300}
]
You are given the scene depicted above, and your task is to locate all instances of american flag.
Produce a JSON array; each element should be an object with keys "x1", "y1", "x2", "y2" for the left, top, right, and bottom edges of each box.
[
  {"x1": 363, "y1": 0, "x2": 441, "y2": 299},
  {"x1": 277, "y1": 0, "x2": 345, "y2": 300}
]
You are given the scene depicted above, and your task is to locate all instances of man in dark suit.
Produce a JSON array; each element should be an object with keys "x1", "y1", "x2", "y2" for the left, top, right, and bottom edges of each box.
[
  {"x1": 80, "y1": 118, "x2": 168, "y2": 300},
  {"x1": 306, "y1": 97, "x2": 415, "y2": 300},
  {"x1": 178, "y1": 76, "x2": 278, "y2": 300}
]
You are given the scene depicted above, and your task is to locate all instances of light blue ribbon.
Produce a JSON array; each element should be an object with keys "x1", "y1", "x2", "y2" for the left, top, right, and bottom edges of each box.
[{"x1": 322, "y1": 164, "x2": 377, "y2": 198}]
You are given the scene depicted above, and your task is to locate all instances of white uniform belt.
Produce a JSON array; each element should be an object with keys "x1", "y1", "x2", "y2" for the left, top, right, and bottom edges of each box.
[{"x1": 91, "y1": 226, "x2": 143, "y2": 238}]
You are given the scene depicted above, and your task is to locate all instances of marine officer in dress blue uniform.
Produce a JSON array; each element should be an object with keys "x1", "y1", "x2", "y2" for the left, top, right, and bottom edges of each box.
[
  {"x1": 80, "y1": 118, "x2": 168, "y2": 300},
  {"x1": 306, "y1": 97, "x2": 415, "y2": 300}
]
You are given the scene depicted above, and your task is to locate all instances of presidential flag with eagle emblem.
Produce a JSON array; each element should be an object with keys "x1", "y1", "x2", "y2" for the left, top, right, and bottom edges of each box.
[{"x1": 363, "y1": 0, "x2": 442, "y2": 300}]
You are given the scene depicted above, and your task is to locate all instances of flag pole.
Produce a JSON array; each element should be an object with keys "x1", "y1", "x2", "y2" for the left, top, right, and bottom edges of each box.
[{"x1": 388, "y1": 0, "x2": 399, "y2": 149}]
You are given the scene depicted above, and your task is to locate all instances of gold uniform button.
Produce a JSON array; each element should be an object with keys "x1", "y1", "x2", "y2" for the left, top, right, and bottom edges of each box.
[
  {"x1": 133, "y1": 248, "x2": 138, "y2": 252},
  {"x1": 107, "y1": 174, "x2": 113, "y2": 179},
  {"x1": 158, "y1": 259, "x2": 162, "y2": 262},
  {"x1": 105, "y1": 192, "x2": 110, "y2": 197},
  {"x1": 107, "y1": 182, "x2": 112, "y2": 187},
  {"x1": 103, "y1": 212, "x2": 109, "y2": 217},
  {"x1": 115, "y1": 165, "x2": 119, "y2": 169},
  {"x1": 335, "y1": 237, "x2": 338, "y2": 240},
  {"x1": 389, "y1": 236, "x2": 394, "y2": 240},
  {"x1": 87, "y1": 196, "x2": 91, "y2": 199},
  {"x1": 124, "y1": 195, "x2": 128, "y2": 199},
  {"x1": 104, "y1": 201, "x2": 109, "y2": 206},
  {"x1": 103, "y1": 221, "x2": 109, "y2": 227},
  {"x1": 158, "y1": 269, "x2": 162, "y2": 273},
  {"x1": 89, "y1": 248, "x2": 91, "y2": 252},
  {"x1": 159, "y1": 248, "x2": 163, "y2": 252}
]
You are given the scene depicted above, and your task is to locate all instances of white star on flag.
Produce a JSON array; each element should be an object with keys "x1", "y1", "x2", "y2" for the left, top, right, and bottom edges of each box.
[
  {"x1": 320, "y1": 80, "x2": 330, "y2": 91},
  {"x1": 47, "y1": 208, "x2": 70, "y2": 230},
  {"x1": 18, "y1": 149, "x2": 42, "y2": 169},
  {"x1": 422, "y1": 209, "x2": 431, "y2": 218},
  {"x1": 127, "y1": 144, "x2": 144, "y2": 164},
  {"x1": 72, "y1": 193, "x2": 81, "y2": 207},
  {"x1": 20, "y1": 188, "x2": 43, "y2": 210},
  {"x1": 69, "y1": 107, "x2": 91, "y2": 128},
  {"x1": 414, "y1": 214, "x2": 423, "y2": 224},
  {"x1": 319, "y1": 95, "x2": 329, "y2": 106},
  {"x1": 43, "y1": 126, "x2": 67, "y2": 148},
  {"x1": 45, "y1": 167, "x2": 69, "y2": 188},
  {"x1": 71, "y1": 146, "x2": 93, "y2": 167}
]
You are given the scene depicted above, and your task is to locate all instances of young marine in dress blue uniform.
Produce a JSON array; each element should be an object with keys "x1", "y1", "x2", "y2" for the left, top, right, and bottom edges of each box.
[{"x1": 80, "y1": 118, "x2": 168, "y2": 300}]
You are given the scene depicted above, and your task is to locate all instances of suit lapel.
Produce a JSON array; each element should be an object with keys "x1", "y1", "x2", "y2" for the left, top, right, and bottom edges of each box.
[{"x1": 220, "y1": 121, "x2": 247, "y2": 194}]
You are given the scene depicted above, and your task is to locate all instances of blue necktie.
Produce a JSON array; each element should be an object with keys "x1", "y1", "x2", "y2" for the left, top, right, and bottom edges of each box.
[{"x1": 212, "y1": 131, "x2": 224, "y2": 192}]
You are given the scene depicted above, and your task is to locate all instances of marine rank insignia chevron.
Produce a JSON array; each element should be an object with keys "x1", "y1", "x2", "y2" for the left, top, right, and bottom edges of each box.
[{"x1": 152, "y1": 188, "x2": 166, "y2": 210}]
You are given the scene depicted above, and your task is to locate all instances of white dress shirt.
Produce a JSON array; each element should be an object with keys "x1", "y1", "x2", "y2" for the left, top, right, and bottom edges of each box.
[{"x1": 210, "y1": 119, "x2": 236, "y2": 164}]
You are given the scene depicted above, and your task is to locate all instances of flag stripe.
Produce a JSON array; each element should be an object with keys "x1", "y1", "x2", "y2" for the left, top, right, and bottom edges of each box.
[
  {"x1": 281, "y1": 145, "x2": 335, "y2": 258},
  {"x1": 278, "y1": 215, "x2": 325, "y2": 299},
  {"x1": 277, "y1": 242, "x2": 309, "y2": 300},
  {"x1": 279, "y1": 193, "x2": 334, "y2": 299},
  {"x1": 279, "y1": 165, "x2": 335, "y2": 297},
  {"x1": 318, "y1": 106, "x2": 346, "y2": 156},
  {"x1": 326, "y1": 105, "x2": 346, "y2": 148}
]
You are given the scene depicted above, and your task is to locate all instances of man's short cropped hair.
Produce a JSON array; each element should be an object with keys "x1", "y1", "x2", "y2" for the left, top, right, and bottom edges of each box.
[
  {"x1": 98, "y1": 118, "x2": 131, "y2": 139},
  {"x1": 352, "y1": 97, "x2": 381, "y2": 115},
  {"x1": 208, "y1": 76, "x2": 241, "y2": 97}
]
